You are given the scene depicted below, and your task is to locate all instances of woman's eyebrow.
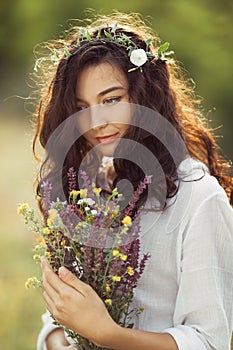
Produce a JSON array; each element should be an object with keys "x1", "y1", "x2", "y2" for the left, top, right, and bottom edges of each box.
[
  {"x1": 98, "y1": 86, "x2": 125, "y2": 96},
  {"x1": 76, "y1": 86, "x2": 126, "y2": 103}
]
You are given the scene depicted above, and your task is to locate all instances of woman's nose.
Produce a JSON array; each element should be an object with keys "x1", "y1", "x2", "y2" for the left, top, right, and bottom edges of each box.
[{"x1": 90, "y1": 105, "x2": 108, "y2": 130}]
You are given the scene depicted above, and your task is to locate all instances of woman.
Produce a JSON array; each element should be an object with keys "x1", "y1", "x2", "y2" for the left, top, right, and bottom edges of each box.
[{"x1": 33, "y1": 12, "x2": 233, "y2": 350}]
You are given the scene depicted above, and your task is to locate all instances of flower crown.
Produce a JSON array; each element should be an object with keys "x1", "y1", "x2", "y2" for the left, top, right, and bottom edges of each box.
[{"x1": 35, "y1": 23, "x2": 173, "y2": 72}]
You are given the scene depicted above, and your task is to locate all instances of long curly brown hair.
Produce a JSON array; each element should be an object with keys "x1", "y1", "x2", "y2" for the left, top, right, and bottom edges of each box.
[{"x1": 32, "y1": 12, "x2": 233, "y2": 212}]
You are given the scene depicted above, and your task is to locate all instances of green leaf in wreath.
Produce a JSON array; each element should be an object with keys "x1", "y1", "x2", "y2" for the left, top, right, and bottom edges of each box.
[
  {"x1": 96, "y1": 28, "x2": 101, "y2": 39},
  {"x1": 111, "y1": 22, "x2": 118, "y2": 35},
  {"x1": 104, "y1": 30, "x2": 112, "y2": 39},
  {"x1": 79, "y1": 28, "x2": 86, "y2": 38},
  {"x1": 86, "y1": 30, "x2": 91, "y2": 41},
  {"x1": 64, "y1": 47, "x2": 71, "y2": 58},
  {"x1": 145, "y1": 38, "x2": 152, "y2": 48},
  {"x1": 158, "y1": 42, "x2": 170, "y2": 58}
]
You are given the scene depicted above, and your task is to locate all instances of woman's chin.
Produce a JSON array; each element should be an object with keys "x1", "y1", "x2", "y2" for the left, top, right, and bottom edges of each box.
[{"x1": 96, "y1": 140, "x2": 119, "y2": 157}]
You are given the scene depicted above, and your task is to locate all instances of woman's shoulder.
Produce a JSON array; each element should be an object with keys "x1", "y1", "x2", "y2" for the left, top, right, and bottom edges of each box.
[
  {"x1": 161, "y1": 157, "x2": 233, "y2": 235},
  {"x1": 177, "y1": 157, "x2": 227, "y2": 202},
  {"x1": 174, "y1": 157, "x2": 231, "y2": 220}
]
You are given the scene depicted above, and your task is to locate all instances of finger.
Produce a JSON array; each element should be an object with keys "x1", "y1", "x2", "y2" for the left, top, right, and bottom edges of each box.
[
  {"x1": 58, "y1": 266, "x2": 91, "y2": 296},
  {"x1": 41, "y1": 259, "x2": 64, "y2": 293},
  {"x1": 42, "y1": 289, "x2": 54, "y2": 315},
  {"x1": 42, "y1": 273, "x2": 59, "y2": 304}
]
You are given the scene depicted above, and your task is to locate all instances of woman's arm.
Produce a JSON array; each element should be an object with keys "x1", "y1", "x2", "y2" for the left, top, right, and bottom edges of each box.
[
  {"x1": 46, "y1": 329, "x2": 76, "y2": 350},
  {"x1": 41, "y1": 260, "x2": 178, "y2": 350},
  {"x1": 41, "y1": 191, "x2": 233, "y2": 350},
  {"x1": 101, "y1": 326, "x2": 178, "y2": 350},
  {"x1": 36, "y1": 309, "x2": 77, "y2": 350}
]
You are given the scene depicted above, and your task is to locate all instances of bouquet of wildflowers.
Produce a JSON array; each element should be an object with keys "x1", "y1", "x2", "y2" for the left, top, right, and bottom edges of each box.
[{"x1": 18, "y1": 168, "x2": 150, "y2": 350}]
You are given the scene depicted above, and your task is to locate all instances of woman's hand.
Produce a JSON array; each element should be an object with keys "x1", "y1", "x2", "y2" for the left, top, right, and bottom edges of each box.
[{"x1": 41, "y1": 259, "x2": 118, "y2": 348}]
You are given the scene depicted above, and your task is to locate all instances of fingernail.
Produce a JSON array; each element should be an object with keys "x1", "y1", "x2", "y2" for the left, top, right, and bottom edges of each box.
[{"x1": 59, "y1": 266, "x2": 69, "y2": 277}]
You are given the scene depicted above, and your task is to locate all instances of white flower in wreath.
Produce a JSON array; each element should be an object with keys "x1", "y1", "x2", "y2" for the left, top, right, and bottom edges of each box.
[{"x1": 129, "y1": 49, "x2": 148, "y2": 72}]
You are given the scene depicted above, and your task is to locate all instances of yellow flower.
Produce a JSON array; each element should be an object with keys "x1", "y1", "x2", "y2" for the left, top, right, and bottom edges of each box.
[
  {"x1": 105, "y1": 284, "x2": 111, "y2": 293},
  {"x1": 119, "y1": 254, "x2": 127, "y2": 261},
  {"x1": 24, "y1": 280, "x2": 31, "y2": 289},
  {"x1": 121, "y1": 215, "x2": 132, "y2": 226},
  {"x1": 33, "y1": 244, "x2": 41, "y2": 252},
  {"x1": 47, "y1": 218, "x2": 53, "y2": 227},
  {"x1": 70, "y1": 190, "x2": 80, "y2": 202},
  {"x1": 70, "y1": 190, "x2": 80, "y2": 196},
  {"x1": 60, "y1": 240, "x2": 66, "y2": 246},
  {"x1": 112, "y1": 276, "x2": 121, "y2": 282},
  {"x1": 79, "y1": 189, "x2": 87, "y2": 198},
  {"x1": 121, "y1": 226, "x2": 129, "y2": 234},
  {"x1": 17, "y1": 203, "x2": 29, "y2": 215},
  {"x1": 33, "y1": 254, "x2": 41, "y2": 263},
  {"x1": 48, "y1": 209, "x2": 58, "y2": 219},
  {"x1": 42, "y1": 227, "x2": 50, "y2": 235},
  {"x1": 112, "y1": 188, "x2": 119, "y2": 196},
  {"x1": 93, "y1": 187, "x2": 102, "y2": 196},
  {"x1": 38, "y1": 237, "x2": 46, "y2": 246},
  {"x1": 104, "y1": 298, "x2": 112, "y2": 306},
  {"x1": 25, "y1": 276, "x2": 41, "y2": 289},
  {"x1": 127, "y1": 266, "x2": 135, "y2": 276},
  {"x1": 112, "y1": 249, "x2": 120, "y2": 257},
  {"x1": 47, "y1": 208, "x2": 58, "y2": 226},
  {"x1": 44, "y1": 252, "x2": 51, "y2": 259},
  {"x1": 76, "y1": 252, "x2": 81, "y2": 259},
  {"x1": 75, "y1": 222, "x2": 83, "y2": 229}
]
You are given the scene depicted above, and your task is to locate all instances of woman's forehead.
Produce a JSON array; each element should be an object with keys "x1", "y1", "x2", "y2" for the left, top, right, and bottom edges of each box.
[{"x1": 75, "y1": 63, "x2": 128, "y2": 100}]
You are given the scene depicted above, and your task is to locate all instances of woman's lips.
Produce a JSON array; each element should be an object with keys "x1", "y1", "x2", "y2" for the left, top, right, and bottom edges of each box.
[{"x1": 96, "y1": 133, "x2": 119, "y2": 144}]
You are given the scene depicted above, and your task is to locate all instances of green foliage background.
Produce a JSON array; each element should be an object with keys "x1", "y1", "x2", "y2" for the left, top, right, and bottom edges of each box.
[{"x1": 0, "y1": 1, "x2": 232, "y2": 349}]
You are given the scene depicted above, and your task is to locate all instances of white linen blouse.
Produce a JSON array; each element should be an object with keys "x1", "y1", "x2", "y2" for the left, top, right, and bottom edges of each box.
[{"x1": 36, "y1": 158, "x2": 233, "y2": 350}]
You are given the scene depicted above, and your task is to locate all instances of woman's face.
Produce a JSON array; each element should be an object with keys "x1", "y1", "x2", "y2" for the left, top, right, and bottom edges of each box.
[{"x1": 75, "y1": 62, "x2": 131, "y2": 157}]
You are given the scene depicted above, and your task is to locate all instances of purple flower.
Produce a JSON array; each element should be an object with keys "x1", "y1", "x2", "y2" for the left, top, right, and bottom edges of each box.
[
  {"x1": 139, "y1": 253, "x2": 151, "y2": 275},
  {"x1": 40, "y1": 180, "x2": 52, "y2": 220},
  {"x1": 80, "y1": 170, "x2": 94, "y2": 199},
  {"x1": 59, "y1": 204, "x2": 81, "y2": 237},
  {"x1": 125, "y1": 175, "x2": 152, "y2": 216},
  {"x1": 67, "y1": 167, "x2": 77, "y2": 192}
]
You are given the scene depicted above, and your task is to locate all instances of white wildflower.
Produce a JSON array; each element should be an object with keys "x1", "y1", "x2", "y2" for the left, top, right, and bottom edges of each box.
[
  {"x1": 129, "y1": 49, "x2": 147, "y2": 67},
  {"x1": 91, "y1": 209, "x2": 97, "y2": 215},
  {"x1": 77, "y1": 198, "x2": 95, "y2": 206}
]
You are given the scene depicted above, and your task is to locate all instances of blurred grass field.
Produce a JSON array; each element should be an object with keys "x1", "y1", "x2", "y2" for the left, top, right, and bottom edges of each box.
[{"x1": 0, "y1": 117, "x2": 45, "y2": 349}]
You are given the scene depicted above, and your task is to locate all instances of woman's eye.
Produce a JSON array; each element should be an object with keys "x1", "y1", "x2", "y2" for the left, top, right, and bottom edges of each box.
[
  {"x1": 77, "y1": 105, "x2": 88, "y2": 111},
  {"x1": 103, "y1": 97, "x2": 121, "y2": 106}
]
